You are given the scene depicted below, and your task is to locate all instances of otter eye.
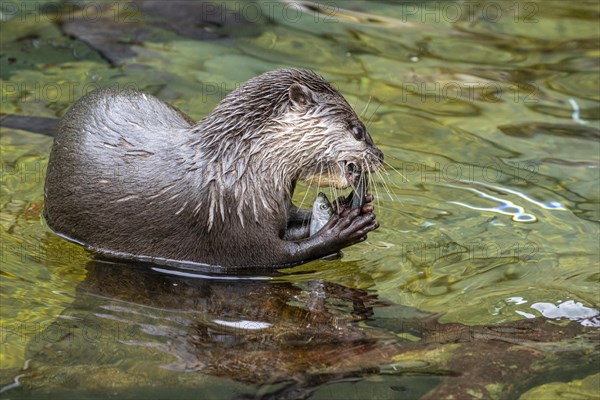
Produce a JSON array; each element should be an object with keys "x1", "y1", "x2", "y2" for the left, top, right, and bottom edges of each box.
[{"x1": 351, "y1": 125, "x2": 365, "y2": 141}]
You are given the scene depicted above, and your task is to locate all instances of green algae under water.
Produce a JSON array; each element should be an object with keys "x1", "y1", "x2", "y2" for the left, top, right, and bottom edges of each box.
[{"x1": 1, "y1": 1, "x2": 599, "y2": 399}]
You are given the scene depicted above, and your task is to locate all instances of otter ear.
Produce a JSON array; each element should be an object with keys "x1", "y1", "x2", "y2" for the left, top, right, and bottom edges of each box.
[{"x1": 289, "y1": 83, "x2": 314, "y2": 107}]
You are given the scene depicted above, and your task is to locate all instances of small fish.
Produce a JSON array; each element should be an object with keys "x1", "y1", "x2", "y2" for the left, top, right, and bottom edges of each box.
[{"x1": 310, "y1": 192, "x2": 333, "y2": 235}]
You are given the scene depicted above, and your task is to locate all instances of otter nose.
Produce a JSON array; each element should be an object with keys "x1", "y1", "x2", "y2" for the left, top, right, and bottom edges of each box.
[{"x1": 373, "y1": 147, "x2": 384, "y2": 163}]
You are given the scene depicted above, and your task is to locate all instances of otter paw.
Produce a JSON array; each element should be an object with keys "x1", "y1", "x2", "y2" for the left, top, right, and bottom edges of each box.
[{"x1": 321, "y1": 208, "x2": 379, "y2": 249}]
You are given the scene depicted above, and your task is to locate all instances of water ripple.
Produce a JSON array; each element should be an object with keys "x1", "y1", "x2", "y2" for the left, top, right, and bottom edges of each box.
[{"x1": 447, "y1": 179, "x2": 569, "y2": 221}]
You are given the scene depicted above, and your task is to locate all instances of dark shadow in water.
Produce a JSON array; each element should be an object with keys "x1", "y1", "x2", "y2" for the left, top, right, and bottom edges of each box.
[
  {"x1": 0, "y1": 115, "x2": 58, "y2": 137},
  {"x1": 498, "y1": 122, "x2": 600, "y2": 140},
  {"x1": 13, "y1": 260, "x2": 437, "y2": 400},
  {"x1": 5, "y1": 260, "x2": 599, "y2": 400},
  {"x1": 59, "y1": 0, "x2": 263, "y2": 66}
]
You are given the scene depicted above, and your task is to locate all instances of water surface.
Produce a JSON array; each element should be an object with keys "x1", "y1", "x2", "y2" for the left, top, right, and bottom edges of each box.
[{"x1": 1, "y1": 1, "x2": 599, "y2": 399}]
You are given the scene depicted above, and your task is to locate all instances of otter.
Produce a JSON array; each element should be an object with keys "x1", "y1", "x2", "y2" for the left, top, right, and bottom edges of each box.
[{"x1": 44, "y1": 69, "x2": 383, "y2": 269}]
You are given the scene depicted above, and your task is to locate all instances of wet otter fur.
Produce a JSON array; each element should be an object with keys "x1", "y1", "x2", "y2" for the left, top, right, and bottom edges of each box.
[{"x1": 44, "y1": 69, "x2": 383, "y2": 269}]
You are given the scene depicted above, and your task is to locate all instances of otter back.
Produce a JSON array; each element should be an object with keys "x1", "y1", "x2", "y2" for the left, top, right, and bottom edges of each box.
[{"x1": 44, "y1": 88, "x2": 205, "y2": 261}]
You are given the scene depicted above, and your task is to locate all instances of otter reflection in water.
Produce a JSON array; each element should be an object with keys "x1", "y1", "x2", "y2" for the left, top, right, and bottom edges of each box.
[
  {"x1": 18, "y1": 261, "x2": 598, "y2": 399},
  {"x1": 21, "y1": 261, "x2": 414, "y2": 399}
]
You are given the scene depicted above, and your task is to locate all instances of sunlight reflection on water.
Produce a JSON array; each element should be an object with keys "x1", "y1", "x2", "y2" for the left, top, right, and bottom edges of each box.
[
  {"x1": 446, "y1": 181, "x2": 568, "y2": 222},
  {"x1": 514, "y1": 300, "x2": 600, "y2": 327}
]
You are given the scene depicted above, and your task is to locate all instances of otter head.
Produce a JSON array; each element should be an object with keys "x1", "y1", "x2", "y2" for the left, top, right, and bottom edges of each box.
[
  {"x1": 196, "y1": 69, "x2": 384, "y2": 207},
  {"x1": 193, "y1": 69, "x2": 384, "y2": 226},
  {"x1": 274, "y1": 71, "x2": 384, "y2": 190}
]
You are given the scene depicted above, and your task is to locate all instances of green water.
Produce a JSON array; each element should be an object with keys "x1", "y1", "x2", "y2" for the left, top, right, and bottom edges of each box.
[{"x1": 1, "y1": 1, "x2": 599, "y2": 399}]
